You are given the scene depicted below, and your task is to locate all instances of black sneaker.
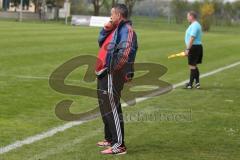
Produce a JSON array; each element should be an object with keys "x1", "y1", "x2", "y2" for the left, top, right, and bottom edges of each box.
[
  {"x1": 184, "y1": 83, "x2": 193, "y2": 89},
  {"x1": 195, "y1": 83, "x2": 201, "y2": 89}
]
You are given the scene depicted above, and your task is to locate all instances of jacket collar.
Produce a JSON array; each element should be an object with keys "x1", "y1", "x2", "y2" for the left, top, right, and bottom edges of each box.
[{"x1": 117, "y1": 20, "x2": 132, "y2": 29}]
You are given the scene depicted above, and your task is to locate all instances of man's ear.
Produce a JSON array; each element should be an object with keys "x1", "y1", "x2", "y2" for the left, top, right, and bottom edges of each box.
[{"x1": 117, "y1": 13, "x2": 121, "y2": 19}]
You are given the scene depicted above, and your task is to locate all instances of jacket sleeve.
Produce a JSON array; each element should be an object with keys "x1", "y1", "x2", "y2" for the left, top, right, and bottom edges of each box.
[
  {"x1": 111, "y1": 26, "x2": 135, "y2": 71},
  {"x1": 98, "y1": 28, "x2": 112, "y2": 47}
]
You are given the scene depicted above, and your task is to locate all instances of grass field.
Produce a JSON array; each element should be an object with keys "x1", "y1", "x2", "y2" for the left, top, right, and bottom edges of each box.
[{"x1": 0, "y1": 18, "x2": 240, "y2": 160}]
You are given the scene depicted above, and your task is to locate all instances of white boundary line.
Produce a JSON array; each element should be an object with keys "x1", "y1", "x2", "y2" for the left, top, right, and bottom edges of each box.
[{"x1": 0, "y1": 61, "x2": 240, "y2": 154}]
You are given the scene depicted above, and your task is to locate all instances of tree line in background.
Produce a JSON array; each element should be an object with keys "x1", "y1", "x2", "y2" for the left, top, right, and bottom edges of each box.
[
  {"x1": 171, "y1": 0, "x2": 240, "y2": 31},
  {"x1": 6, "y1": 0, "x2": 142, "y2": 18},
  {"x1": 84, "y1": 0, "x2": 142, "y2": 16},
  {"x1": 87, "y1": 0, "x2": 240, "y2": 31},
  {"x1": 77, "y1": 0, "x2": 240, "y2": 31},
  {"x1": 3, "y1": 0, "x2": 240, "y2": 30}
]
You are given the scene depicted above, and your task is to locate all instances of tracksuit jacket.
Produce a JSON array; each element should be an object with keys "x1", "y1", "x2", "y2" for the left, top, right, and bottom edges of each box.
[{"x1": 96, "y1": 20, "x2": 138, "y2": 80}]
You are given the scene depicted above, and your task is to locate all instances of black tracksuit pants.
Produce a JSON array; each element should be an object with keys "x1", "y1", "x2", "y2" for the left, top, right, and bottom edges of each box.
[{"x1": 97, "y1": 72, "x2": 125, "y2": 148}]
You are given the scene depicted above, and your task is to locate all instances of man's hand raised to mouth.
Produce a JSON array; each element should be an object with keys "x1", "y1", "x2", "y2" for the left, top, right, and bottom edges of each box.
[{"x1": 104, "y1": 20, "x2": 116, "y2": 31}]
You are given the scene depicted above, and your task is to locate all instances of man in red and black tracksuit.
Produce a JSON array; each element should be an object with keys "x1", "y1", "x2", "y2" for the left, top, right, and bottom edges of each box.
[{"x1": 95, "y1": 4, "x2": 138, "y2": 155}]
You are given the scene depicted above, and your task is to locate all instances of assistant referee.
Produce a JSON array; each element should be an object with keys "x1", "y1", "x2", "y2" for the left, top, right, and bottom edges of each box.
[{"x1": 184, "y1": 11, "x2": 203, "y2": 89}]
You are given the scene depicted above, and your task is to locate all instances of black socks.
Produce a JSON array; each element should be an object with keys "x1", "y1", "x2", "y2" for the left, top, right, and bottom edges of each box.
[
  {"x1": 189, "y1": 69, "x2": 195, "y2": 86},
  {"x1": 189, "y1": 67, "x2": 200, "y2": 86},
  {"x1": 195, "y1": 67, "x2": 200, "y2": 84}
]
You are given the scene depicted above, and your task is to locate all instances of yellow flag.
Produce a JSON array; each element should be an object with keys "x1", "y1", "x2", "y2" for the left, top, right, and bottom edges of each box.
[{"x1": 168, "y1": 52, "x2": 186, "y2": 59}]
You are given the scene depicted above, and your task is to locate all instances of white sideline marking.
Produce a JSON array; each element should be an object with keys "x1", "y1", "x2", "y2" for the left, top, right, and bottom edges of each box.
[
  {"x1": 27, "y1": 131, "x2": 99, "y2": 160},
  {"x1": 0, "y1": 121, "x2": 85, "y2": 154},
  {"x1": 0, "y1": 74, "x2": 81, "y2": 83},
  {"x1": 0, "y1": 61, "x2": 240, "y2": 154},
  {"x1": 123, "y1": 61, "x2": 240, "y2": 106}
]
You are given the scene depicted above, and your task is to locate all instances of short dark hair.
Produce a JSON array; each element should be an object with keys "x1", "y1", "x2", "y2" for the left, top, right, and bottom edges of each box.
[
  {"x1": 113, "y1": 3, "x2": 129, "y2": 19},
  {"x1": 188, "y1": 11, "x2": 198, "y2": 19}
]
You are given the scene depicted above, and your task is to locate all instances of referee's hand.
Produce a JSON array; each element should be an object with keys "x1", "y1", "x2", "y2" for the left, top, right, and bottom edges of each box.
[{"x1": 184, "y1": 49, "x2": 189, "y2": 56}]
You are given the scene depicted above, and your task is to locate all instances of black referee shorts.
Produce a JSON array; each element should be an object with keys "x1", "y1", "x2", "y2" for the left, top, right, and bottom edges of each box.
[{"x1": 188, "y1": 45, "x2": 203, "y2": 66}]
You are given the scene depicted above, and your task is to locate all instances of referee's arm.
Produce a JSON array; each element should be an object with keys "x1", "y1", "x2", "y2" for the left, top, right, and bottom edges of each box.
[{"x1": 185, "y1": 36, "x2": 195, "y2": 55}]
